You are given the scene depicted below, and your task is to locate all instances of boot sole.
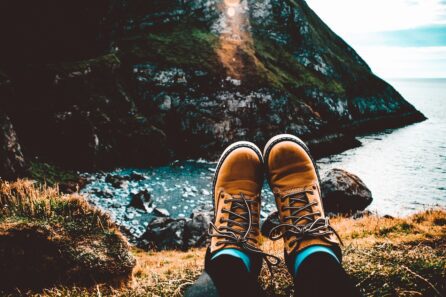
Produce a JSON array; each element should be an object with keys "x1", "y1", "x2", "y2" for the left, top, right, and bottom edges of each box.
[
  {"x1": 212, "y1": 141, "x2": 263, "y2": 210},
  {"x1": 263, "y1": 134, "x2": 322, "y2": 196}
]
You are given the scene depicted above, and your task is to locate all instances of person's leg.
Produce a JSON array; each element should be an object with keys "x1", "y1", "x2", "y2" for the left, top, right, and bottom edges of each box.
[
  {"x1": 185, "y1": 250, "x2": 264, "y2": 297},
  {"x1": 186, "y1": 141, "x2": 272, "y2": 297},
  {"x1": 263, "y1": 134, "x2": 361, "y2": 297},
  {"x1": 292, "y1": 252, "x2": 361, "y2": 297}
]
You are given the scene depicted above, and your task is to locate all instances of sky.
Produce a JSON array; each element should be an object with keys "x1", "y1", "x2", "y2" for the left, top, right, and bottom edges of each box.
[{"x1": 305, "y1": 0, "x2": 446, "y2": 78}]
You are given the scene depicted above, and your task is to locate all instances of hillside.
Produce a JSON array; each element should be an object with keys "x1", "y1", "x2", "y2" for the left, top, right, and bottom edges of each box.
[{"x1": 0, "y1": 0, "x2": 425, "y2": 177}]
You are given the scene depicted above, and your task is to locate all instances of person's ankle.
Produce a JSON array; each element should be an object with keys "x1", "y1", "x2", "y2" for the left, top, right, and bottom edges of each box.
[
  {"x1": 212, "y1": 248, "x2": 252, "y2": 272},
  {"x1": 293, "y1": 245, "x2": 340, "y2": 276}
]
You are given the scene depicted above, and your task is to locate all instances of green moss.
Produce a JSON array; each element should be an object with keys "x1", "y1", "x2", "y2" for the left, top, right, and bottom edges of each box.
[
  {"x1": 119, "y1": 26, "x2": 221, "y2": 73},
  {"x1": 29, "y1": 162, "x2": 80, "y2": 187},
  {"x1": 47, "y1": 53, "x2": 120, "y2": 74},
  {"x1": 253, "y1": 37, "x2": 345, "y2": 95}
]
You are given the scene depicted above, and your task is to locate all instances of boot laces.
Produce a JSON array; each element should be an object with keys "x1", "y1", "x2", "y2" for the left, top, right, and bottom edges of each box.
[
  {"x1": 269, "y1": 187, "x2": 342, "y2": 249},
  {"x1": 209, "y1": 192, "x2": 281, "y2": 273}
]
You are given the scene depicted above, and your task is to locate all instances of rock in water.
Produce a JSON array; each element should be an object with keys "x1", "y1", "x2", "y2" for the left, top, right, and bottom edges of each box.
[
  {"x1": 129, "y1": 190, "x2": 152, "y2": 210},
  {"x1": 0, "y1": 113, "x2": 26, "y2": 180},
  {"x1": 321, "y1": 169, "x2": 373, "y2": 215},
  {"x1": 105, "y1": 174, "x2": 128, "y2": 189},
  {"x1": 129, "y1": 172, "x2": 147, "y2": 181}
]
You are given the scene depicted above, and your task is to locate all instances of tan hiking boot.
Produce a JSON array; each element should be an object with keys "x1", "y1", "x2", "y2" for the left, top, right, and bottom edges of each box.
[
  {"x1": 208, "y1": 141, "x2": 280, "y2": 272},
  {"x1": 210, "y1": 141, "x2": 264, "y2": 253},
  {"x1": 263, "y1": 134, "x2": 341, "y2": 269}
]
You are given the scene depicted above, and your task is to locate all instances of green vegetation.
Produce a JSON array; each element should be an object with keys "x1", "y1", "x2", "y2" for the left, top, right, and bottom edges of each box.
[
  {"x1": 117, "y1": 23, "x2": 345, "y2": 95},
  {"x1": 29, "y1": 162, "x2": 81, "y2": 187},
  {"x1": 253, "y1": 37, "x2": 345, "y2": 94},
  {"x1": 120, "y1": 26, "x2": 221, "y2": 73},
  {"x1": 46, "y1": 53, "x2": 121, "y2": 74}
]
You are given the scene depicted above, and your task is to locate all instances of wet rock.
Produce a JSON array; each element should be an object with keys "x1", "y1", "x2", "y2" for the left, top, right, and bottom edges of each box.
[
  {"x1": 129, "y1": 190, "x2": 152, "y2": 210},
  {"x1": 0, "y1": 114, "x2": 27, "y2": 180},
  {"x1": 321, "y1": 169, "x2": 373, "y2": 215},
  {"x1": 105, "y1": 174, "x2": 128, "y2": 188},
  {"x1": 154, "y1": 208, "x2": 170, "y2": 217},
  {"x1": 260, "y1": 211, "x2": 280, "y2": 237},
  {"x1": 129, "y1": 172, "x2": 147, "y2": 181},
  {"x1": 91, "y1": 188, "x2": 113, "y2": 198},
  {"x1": 140, "y1": 217, "x2": 187, "y2": 250}
]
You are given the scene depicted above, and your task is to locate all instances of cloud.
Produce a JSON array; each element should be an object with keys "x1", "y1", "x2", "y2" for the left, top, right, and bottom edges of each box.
[
  {"x1": 306, "y1": 0, "x2": 446, "y2": 33},
  {"x1": 306, "y1": 0, "x2": 446, "y2": 78},
  {"x1": 347, "y1": 25, "x2": 446, "y2": 47},
  {"x1": 355, "y1": 46, "x2": 446, "y2": 78}
]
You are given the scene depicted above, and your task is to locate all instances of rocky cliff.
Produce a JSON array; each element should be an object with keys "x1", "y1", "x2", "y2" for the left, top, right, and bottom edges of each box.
[{"x1": 0, "y1": 0, "x2": 425, "y2": 175}]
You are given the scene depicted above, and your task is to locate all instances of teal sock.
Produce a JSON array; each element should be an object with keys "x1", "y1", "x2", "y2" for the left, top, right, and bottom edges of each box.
[
  {"x1": 212, "y1": 249, "x2": 251, "y2": 272},
  {"x1": 293, "y1": 245, "x2": 340, "y2": 276}
]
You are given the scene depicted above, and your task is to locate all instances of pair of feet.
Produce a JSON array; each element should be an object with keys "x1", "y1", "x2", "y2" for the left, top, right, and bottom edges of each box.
[{"x1": 208, "y1": 134, "x2": 342, "y2": 275}]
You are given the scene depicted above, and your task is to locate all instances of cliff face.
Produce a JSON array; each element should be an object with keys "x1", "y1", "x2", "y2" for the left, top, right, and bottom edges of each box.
[{"x1": 0, "y1": 0, "x2": 425, "y2": 173}]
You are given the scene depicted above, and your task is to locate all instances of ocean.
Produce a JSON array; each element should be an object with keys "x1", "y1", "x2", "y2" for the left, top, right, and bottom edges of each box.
[{"x1": 318, "y1": 78, "x2": 446, "y2": 215}]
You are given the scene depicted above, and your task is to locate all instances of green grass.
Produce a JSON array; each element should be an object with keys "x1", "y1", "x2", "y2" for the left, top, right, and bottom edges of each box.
[{"x1": 29, "y1": 161, "x2": 81, "y2": 188}]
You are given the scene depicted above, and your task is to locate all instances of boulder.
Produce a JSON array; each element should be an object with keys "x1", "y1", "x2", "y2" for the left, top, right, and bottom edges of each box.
[
  {"x1": 105, "y1": 174, "x2": 128, "y2": 189},
  {"x1": 129, "y1": 172, "x2": 147, "y2": 181},
  {"x1": 184, "y1": 205, "x2": 214, "y2": 247},
  {"x1": 321, "y1": 169, "x2": 373, "y2": 215},
  {"x1": 140, "y1": 217, "x2": 186, "y2": 250},
  {"x1": 139, "y1": 205, "x2": 214, "y2": 250},
  {"x1": 0, "y1": 114, "x2": 26, "y2": 180}
]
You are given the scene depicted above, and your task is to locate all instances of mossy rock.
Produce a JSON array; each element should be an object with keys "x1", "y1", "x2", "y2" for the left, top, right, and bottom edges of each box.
[{"x1": 0, "y1": 180, "x2": 136, "y2": 291}]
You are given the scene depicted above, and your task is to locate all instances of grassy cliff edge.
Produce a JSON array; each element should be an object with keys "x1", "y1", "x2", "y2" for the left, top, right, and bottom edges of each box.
[{"x1": 0, "y1": 181, "x2": 444, "y2": 296}]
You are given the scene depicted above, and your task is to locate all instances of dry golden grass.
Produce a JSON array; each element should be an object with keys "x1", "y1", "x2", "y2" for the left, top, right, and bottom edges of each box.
[
  {"x1": 1, "y1": 180, "x2": 445, "y2": 297},
  {"x1": 19, "y1": 209, "x2": 444, "y2": 297},
  {"x1": 0, "y1": 179, "x2": 112, "y2": 232}
]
